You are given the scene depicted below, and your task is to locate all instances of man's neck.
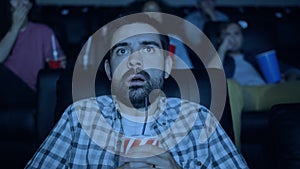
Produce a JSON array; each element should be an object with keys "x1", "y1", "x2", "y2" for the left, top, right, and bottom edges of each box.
[{"x1": 116, "y1": 96, "x2": 162, "y2": 123}]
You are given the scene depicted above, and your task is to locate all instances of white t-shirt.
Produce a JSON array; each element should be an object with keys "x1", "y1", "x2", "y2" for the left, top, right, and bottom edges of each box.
[
  {"x1": 121, "y1": 114, "x2": 154, "y2": 137},
  {"x1": 232, "y1": 54, "x2": 266, "y2": 86}
]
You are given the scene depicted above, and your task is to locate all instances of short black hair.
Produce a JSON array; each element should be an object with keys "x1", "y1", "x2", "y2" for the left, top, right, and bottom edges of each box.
[
  {"x1": 218, "y1": 21, "x2": 243, "y2": 38},
  {"x1": 105, "y1": 12, "x2": 170, "y2": 55}
]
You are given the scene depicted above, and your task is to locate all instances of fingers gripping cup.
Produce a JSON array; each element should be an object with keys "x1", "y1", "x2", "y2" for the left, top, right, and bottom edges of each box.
[{"x1": 256, "y1": 50, "x2": 281, "y2": 84}]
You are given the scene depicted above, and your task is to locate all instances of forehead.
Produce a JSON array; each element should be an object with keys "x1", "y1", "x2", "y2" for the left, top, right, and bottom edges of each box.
[{"x1": 111, "y1": 23, "x2": 160, "y2": 47}]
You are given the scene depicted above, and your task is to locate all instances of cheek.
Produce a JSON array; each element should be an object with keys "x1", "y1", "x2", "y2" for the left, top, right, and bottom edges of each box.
[
  {"x1": 143, "y1": 51, "x2": 166, "y2": 67},
  {"x1": 237, "y1": 37, "x2": 243, "y2": 45},
  {"x1": 110, "y1": 56, "x2": 125, "y2": 70},
  {"x1": 145, "y1": 58, "x2": 165, "y2": 71},
  {"x1": 110, "y1": 59, "x2": 128, "y2": 78}
]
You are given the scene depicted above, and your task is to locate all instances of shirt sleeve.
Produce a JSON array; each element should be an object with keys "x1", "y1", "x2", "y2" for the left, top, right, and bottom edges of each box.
[
  {"x1": 40, "y1": 25, "x2": 63, "y2": 61},
  {"x1": 215, "y1": 10, "x2": 230, "y2": 21},
  {"x1": 206, "y1": 113, "x2": 249, "y2": 168},
  {"x1": 25, "y1": 109, "x2": 73, "y2": 168},
  {"x1": 167, "y1": 103, "x2": 248, "y2": 168}
]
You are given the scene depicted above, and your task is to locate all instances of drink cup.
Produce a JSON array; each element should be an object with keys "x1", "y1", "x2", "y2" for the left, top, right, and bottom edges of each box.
[
  {"x1": 48, "y1": 60, "x2": 62, "y2": 69},
  {"x1": 169, "y1": 44, "x2": 176, "y2": 58},
  {"x1": 256, "y1": 50, "x2": 281, "y2": 84},
  {"x1": 47, "y1": 48, "x2": 65, "y2": 69}
]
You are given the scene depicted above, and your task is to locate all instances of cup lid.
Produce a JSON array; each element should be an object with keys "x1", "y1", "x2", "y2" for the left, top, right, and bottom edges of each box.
[{"x1": 256, "y1": 49, "x2": 276, "y2": 58}]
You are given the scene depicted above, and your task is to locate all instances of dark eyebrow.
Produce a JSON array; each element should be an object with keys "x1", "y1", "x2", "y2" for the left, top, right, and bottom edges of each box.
[
  {"x1": 111, "y1": 42, "x2": 128, "y2": 52},
  {"x1": 141, "y1": 41, "x2": 162, "y2": 48},
  {"x1": 110, "y1": 41, "x2": 162, "y2": 53}
]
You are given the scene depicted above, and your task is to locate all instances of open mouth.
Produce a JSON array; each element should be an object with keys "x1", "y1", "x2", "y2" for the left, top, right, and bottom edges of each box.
[{"x1": 128, "y1": 74, "x2": 146, "y2": 87}]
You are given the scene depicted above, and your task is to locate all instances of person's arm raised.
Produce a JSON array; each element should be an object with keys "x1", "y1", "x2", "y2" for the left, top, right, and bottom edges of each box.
[
  {"x1": 0, "y1": 3, "x2": 30, "y2": 62},
  {"x1": 217, "y1": 36, "x2": 234, "y2": 63}
]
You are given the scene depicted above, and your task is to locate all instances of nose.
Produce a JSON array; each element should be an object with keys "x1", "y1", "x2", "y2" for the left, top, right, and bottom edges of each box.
[{"x1": 127, "y1": 51, "x2": 143, "y2": 70}]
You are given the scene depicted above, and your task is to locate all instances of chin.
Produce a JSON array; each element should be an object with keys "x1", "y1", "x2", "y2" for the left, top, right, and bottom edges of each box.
[{"x1": 130, "y1": 85, "x2": 159, "y2": 108}]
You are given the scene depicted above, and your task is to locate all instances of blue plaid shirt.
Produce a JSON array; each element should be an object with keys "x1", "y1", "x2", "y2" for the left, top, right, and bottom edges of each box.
[{"x1": 26, "y1": 96, "x2": 248, "y2": 168}]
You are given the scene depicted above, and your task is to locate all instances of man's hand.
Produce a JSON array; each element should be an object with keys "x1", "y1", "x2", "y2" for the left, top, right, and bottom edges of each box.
[{"x1": 117, "y1": 144, "x2": 181, "y2": 169}]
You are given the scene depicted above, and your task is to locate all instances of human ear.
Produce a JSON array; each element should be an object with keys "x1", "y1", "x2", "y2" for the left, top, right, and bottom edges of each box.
[
  {"x1": 164, "y1": 54, "x2": 173, "y2": 79},
  {"x1": 104, "y1": 59, "x2": 112, "y2": 80}
]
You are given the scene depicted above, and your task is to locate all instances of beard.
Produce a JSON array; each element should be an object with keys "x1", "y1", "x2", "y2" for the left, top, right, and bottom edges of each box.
[{"x1": 111, "y1": 69, "x2": 164, "y2": 109}]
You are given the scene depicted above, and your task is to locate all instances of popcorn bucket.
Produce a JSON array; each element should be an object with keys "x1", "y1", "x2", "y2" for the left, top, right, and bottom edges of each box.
[{"x1": 121, "y1": 136, "x2": 160, "y2": 155}]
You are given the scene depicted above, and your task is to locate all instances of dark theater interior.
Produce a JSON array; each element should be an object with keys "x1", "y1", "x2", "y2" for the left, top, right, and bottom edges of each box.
[{"x1": 1, "y1": 0, "x2": 300, "y2": 168}]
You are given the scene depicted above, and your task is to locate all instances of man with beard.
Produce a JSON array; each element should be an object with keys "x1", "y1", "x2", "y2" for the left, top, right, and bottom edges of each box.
[{"x1": 25, "y1": 14, "x2": 248, "y2": 168}]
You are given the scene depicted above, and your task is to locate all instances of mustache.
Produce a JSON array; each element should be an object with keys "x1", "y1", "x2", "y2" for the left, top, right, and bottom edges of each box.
[{"x1": 123, "y1": 69, "x2": 150, "y2": 82}]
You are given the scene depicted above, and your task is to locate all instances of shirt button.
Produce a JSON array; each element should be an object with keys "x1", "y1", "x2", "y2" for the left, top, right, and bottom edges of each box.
[{"x1": 196, "y1": 161, "x2": 202, "y2": 166}]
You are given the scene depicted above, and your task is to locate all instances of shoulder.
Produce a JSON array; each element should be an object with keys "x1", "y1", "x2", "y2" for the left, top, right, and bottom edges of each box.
[
  {"x1": 215, "y1": 11, "x2": 229, "y2": 21},
  {"x1": 165, "y1": 97, "x2": 212, "y2": 125},
  {"x1": 165, "y1": 97, "x2": 208, "y2": 111},
  {"x1": 61, "y1": 95, "x2": 114, "y2": 124},
  {"x1": 70, "y1": 96, "x2": 116, "y2": 117},
  {"x1": 166, "y1": 97, "x2": 209, "y2": 110},
  {"x1": 185, "y1": 11, "x2": 202, "y2": 21},
  {"x1": 28, "y1": 22, "x2": 54, "y2": 34},
  {"x1": 165, "y1": 97, "x2": 200, "y2": 109},
  {"x1": 71, "y1": 96, "x2": 113, "y2": 111},
  {"x1": 61, "y1": 97, "x2": 101, "y2": 120}
]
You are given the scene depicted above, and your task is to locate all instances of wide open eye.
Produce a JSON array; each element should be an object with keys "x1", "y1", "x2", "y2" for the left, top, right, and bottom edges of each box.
[
  {"x1": 115, "y1": 48, "x2": 130, "y2": 57},
  {"x1": 142, "y1": 46, "x2": 155, "y2": 54}
]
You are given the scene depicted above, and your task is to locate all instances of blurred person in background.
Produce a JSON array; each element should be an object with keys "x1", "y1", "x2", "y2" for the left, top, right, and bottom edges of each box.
[
  {"x1": 217, "y1": 21, "x2": 300, "y2": 86},
  {"x1": 0, "y1": 0, "x2": 65, "y2": 106},
  {"x1": 180, "y1": 0, "x2": 230, "y2": 69},
  {"x1": 185, "y1": 0, "x2": 229, "y2": 30},
  {"x1": 217, "y1": 21, "x2": 265, "y2": 85}
]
